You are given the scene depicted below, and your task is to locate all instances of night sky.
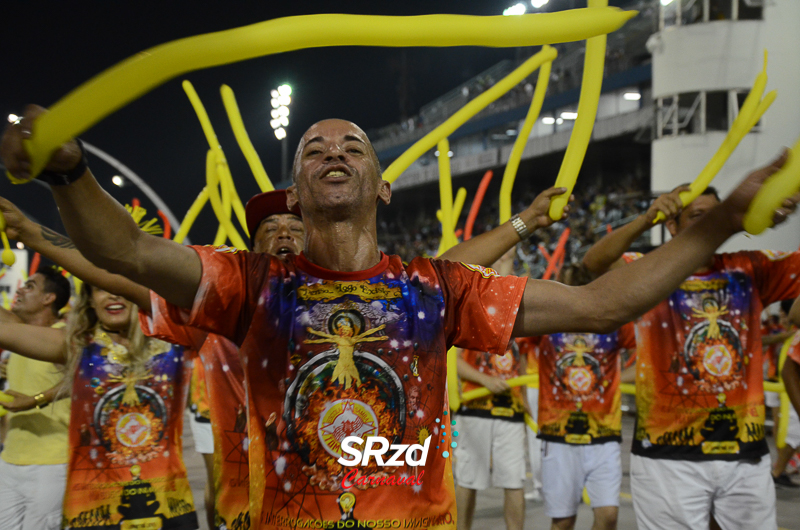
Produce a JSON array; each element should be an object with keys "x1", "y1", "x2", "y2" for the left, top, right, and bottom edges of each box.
[{"x1": 1, "y1": 0, "x2": 546, "y2": 243}]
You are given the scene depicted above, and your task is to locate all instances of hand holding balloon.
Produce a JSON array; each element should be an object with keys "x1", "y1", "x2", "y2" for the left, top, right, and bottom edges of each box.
[
  {"x1": 742, "y1": 143, "x2": 800, "y2": 234},
  {"x1": 721, "y1": 149, "x2": 800, "y2": 234}
]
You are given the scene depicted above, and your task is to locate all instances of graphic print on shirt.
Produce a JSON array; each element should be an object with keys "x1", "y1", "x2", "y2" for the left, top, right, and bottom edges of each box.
[
  {"x1": 175, "y1": 249, "x2": 527, "y2": 529},
  {"x1": 628, "y1": 250, "x2": 800, "y2": 460},
  {"x1": 538, "y1": 329, "x2": 632, "y2": 445},
  {"x1": 459, "y1": 343, "x2": 526, "y2": 421},
  {"x1": 283, "y1": 292, "x2": 437, "y2": 497},
  {"x1": 64, "y1": 332, "x2": 196, "y2": 530},
  {"x1": 681, "y1": 289, "x2": 744, "y2": 394}
]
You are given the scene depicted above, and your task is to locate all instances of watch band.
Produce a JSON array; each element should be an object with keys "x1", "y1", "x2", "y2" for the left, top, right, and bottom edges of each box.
[
  {"x1": 37, "y1": 139, "x2": 89, "y2": 186},
  {"x1": 510, "y1": 214, "x2": 531, "y2": 241}
]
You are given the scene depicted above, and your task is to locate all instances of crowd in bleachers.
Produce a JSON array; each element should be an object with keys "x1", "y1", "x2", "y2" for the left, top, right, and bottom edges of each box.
[{"x1": 378, "y1": 171, "x2": 650, "y2": 276}]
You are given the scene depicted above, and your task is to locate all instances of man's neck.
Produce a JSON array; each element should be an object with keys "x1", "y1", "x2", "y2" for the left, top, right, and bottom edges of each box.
[
  {"x1": 21, "y1": 309, "x2": 58, "y2": 327},
  {"x1": 302, "y1": 217, "x2": 382, "y2": 272}
]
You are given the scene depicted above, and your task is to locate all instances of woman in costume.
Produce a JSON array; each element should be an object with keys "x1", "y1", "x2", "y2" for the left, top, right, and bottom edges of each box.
[{"x1": 0, "y1": 283, "x2": 198, "y2": 530}]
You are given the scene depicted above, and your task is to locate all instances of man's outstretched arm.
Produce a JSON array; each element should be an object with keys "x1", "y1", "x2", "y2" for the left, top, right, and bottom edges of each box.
[
  {"x1": 514, "y1": 152, "x2": 799, "y2": 337},
  {"x1": 0, "y1": 195, "x2": 152, "y2": 311},
  {"x1": 440, "y1": 187, "x2": 570, "y2": 267},
  {"x1": 582, "y1": 185, "x2": 688, "y2": 276},
  {"x1": 1, "y1": 106, "x2": 200, "y2": 309}
]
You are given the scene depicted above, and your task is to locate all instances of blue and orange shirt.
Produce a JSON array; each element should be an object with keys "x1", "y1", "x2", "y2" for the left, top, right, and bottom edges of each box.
[
  {"x1": 153, "y1": 247, "x2": 526, "y2": 530},
  {"x1": 625, "y1": 250, "x2": 800, "y2": 460},
  {"x1": 63, "y1": 329, "x2": 196, "y2": 529},
  {"x1": 537, "y1": 325, "x2": 636, "y2": 444}
]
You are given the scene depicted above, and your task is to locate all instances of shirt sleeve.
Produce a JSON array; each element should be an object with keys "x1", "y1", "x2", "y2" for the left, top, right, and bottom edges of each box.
[
  {"x1": 622, "y1": 251, "x2": 644, "y2": 265},
  {"x1": 156, "y1": 245, "x2": 273, "y2": 345},
  {"x1": 618, "y1": 322, "x2": 637, "y2": 351},
  {"x1": 138, "y1": 291, "x2": 207, "y2": 350},
  {"x1": 433, "y1": 260, "x2": 527, "y2": 355},
  {"x1": 786, "y1": 331, "x2": 800, "y2": 366},
  {"x1": 747, "y1": 250, "x2": 800, "y2": 305}
]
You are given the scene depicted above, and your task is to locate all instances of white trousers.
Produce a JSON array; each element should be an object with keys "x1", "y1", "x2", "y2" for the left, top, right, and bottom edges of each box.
[
  {"x1": 526, "y1": 386, "x2": 542, "y2": 490},
  {"x1": 630, "y1": 454, "x2": 776, "y2": 530},
  {"x1": 0, "y1": 459, "x2": 66, "y2": 530}
]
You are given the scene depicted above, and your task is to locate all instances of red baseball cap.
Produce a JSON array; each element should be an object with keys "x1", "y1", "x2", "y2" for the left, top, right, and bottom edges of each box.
[{"x1": 245, "y1": 190, "x2": 302, "y2": 241}]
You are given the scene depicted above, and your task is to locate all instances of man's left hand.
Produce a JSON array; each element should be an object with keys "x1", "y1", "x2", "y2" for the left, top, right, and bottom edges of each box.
[{"x1": 521, "y1": 187, "x2": 573, "y2": 231}]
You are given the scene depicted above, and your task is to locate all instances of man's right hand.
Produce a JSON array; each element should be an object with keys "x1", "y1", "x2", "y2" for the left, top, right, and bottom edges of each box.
[
  {"x1": 0, "y1": 196, "x2": 37, "y2": 244},
  {"x1": 481, "y1": 375, "x2": 511, "y2": 394},
  {"x1": 1, "y1": 105, "x2": 84, "y2": 183},
  {"x1": 642, "y1": 185, "x2": 690, "y2": 225}
]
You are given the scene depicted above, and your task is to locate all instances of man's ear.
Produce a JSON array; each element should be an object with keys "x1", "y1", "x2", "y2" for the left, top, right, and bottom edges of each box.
[
  {"x1": 666, "y1": 218, "x2": 678, "y2": 238},
  {"x1": 42, "y1": 291, "x2": 56, "y2": 309},
  {"x1": 286, "y1": 184, "x2": 299, "y2": 210},
  {"x1": 377, "y1": 179, "x2": 392, "y2": 206}
]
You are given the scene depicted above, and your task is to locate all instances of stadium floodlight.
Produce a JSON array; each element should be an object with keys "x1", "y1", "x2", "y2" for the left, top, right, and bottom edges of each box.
[
  {"x1": 542, "y1": 117, "x2": 556, "y2": 125},
  {"x1": 660, "y1": 0, "x2": 675, "y2": 5},
  {"x1": 503, "y1": 3, "x2": 527, "y2": 16},
  {"x1": 623, "y1": 92, "x2": 642, "y2": 101},
  {"x1": 111, "y1": 175, "x2": 125, "y2": 187},
  {"x1": 271, "y1": 84, "x2": 293, "y2": 179},
  {"x1": 16, "y1": 242, "x2": 24, "y2": 250},
  {"x1": 7, "y1": 114, "x2": 19, "y2": 123},
  {"x1": 560, "y1": 111, "x2": 578, "y2": 120},
  {"x1": 556, "y1": 118, "x2": 564, "y2": 125},
  {"x1": 530, "y1": 0, "x2": 549, "y2": 8}
]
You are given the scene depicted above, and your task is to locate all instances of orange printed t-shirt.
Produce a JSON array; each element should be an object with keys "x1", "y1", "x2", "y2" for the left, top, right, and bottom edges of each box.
[
  {"x1": 141, "y1": 304, "x2": 251, "y2": 530},
  {"x1": 786, "y1": 331, "x2": 800, "y2": 366},
  {"x1": 625, "y1": 250, "x2": 800, "y2": 460},
  {"x1": 517, "y1": 336, "x2": 540, "y2": 379},
  {"x1": 459, "y1": 342, "x2": 526, "y2": 422},
  {"x1": 63, "y1": 331, "x2": 196, "y2": 529},
  {"x1": 189, "y1": 356, "x2": 211, "y2": 422},
  {"x1": 761, "y1": 320, "x2": 785, "y2": 382},
  {"x1": 537, "y1": 324, "x2": 635, "y2": 444},
  {"x1": 156, "y1": 247, "x2": 526, "y2": 530}
]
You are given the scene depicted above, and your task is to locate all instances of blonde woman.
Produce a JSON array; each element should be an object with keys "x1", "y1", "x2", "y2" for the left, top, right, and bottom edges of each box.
[{"x1": 0, "y1": 283, "x2": 198, "y2": 530}]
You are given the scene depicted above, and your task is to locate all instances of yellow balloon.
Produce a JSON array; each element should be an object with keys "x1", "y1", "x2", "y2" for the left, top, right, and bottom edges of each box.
[
  {"x1": 173, "y1": 187, "x2": 209, "y2": 244},
  {"x1": 213, "y1": 157, "x2": 234, "y2": 246},
  {"x1": 12, "y1": 10, "x2": 636, "y2": 181},
  {"x1": 656, "y1": 50, "x2": 776, "y2": 224},
  {"x1": 451, "y1": 187, "x2": 467, "y2": 233},
  {"x1": 499, "y1": 52, "x2": 554, "y2": 223},
  {"x1": 461, "y1": 374, "x2": 539, "y2": 402},
  {"x1": 436, "y1": 139, "x2": 458, "y2": 256},
  {"x1": 221, "y1": 85, "x2": 274, "y2": 193},
  {"x1": 776, "y1": 336, "x2": 793, "y2": 448},
  {"x1": 524, "y1": 413, "x2": 538, "y2": 433},
  {"x1": 743, "y1": 136, "x2": 800, "y2": 235},
  {"x1": 205, "y1": 150, "x2": 249, "y2": 250},
  {"x1": 385, "y1": 46, "x2": 559, "y2": 184},
  {"x1": 182, "y1": 80, "x2": 249, "y2": 241},
  {"x1": 0, "y1": 390, "x2": 12, "y2": 418},
  {"x1": 620, "y1": 383, "x2": 635, "y2": 396},
  {"x1": 0, "y1": 213, "x2": 15, "y2": 266},
  {"x1": 447, "y1": 347, "x2": 460, "y2": 412},
  {"x1": 549, "y1": 0, "x2": 609, "y2": 220}
]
